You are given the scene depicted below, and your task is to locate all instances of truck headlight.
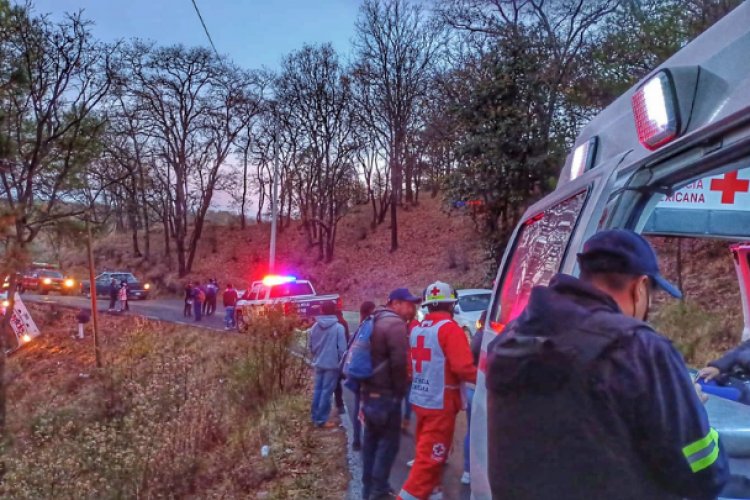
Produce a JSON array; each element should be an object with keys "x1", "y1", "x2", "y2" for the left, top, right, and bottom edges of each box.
[
  {"x1": 144, "y1": 283, "x2": 150, "y2": 290},
  {"x1": 43, "y1": 278, "x2": 52, "y2": 285},
  {"x1": 1, "y1": 300, "x2": 9, "y2": 308},
  {"x1": 64, "y1": 279, "x2": 75, "y2": 288}
]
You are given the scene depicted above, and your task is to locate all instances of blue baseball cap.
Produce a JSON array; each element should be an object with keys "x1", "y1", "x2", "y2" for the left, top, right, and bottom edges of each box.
[
  {"x1": 577, "y1": 229, "x2": 682, "y2": 298},
  {"x1": 388, "y1": 288, "x2": 421, "y2": 303}
]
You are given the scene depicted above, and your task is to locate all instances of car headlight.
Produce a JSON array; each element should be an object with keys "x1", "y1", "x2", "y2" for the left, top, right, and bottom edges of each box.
[
  {"x1": 1, "y1": 300, "x2": 9, "y2": 308},
  {"x1": 144, "y1": 283, "x2": 150, "y2": 290},
  {"x1": 43, "y1": 278, "x2": 52, "y2": 285},
  {"x1": 64, "y1": 279, "x2": 75, "y2": 288}
]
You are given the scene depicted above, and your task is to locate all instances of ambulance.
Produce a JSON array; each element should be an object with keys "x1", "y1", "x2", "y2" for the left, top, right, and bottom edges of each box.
[{"x1": 470, "y1": 2, "x2": 750, "y2": 498}]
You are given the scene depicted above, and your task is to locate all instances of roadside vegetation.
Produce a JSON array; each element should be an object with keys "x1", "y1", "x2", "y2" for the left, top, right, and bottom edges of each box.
[{"x1": 0, "y1": 306, "x2": 346, "y2": 499}]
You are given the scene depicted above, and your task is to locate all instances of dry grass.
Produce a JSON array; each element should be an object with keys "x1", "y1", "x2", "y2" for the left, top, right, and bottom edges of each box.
[
  {"x1": 1, "y1": 306, "x2": 348, "y2": 499},
  {"x1": 649, "y1": 237, "x2": 745, "y2": 366}
]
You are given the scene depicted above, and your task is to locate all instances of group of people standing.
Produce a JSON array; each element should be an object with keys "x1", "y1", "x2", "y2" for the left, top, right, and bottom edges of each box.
[
  {"x1": 308, "y1": 283, "x2": 477, "y2": 500},
  {"x1": 183, "y1": 279, "x2": 239, "y2": 330},
  {"x1": 307, "y1": 230, "x2": 734, "y2": 500},
  {"x1": 107, "y1": 278, "x2": 130, "y2": 312}
]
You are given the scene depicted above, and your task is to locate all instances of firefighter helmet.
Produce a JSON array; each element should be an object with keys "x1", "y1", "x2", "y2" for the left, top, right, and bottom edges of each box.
[{"x1": 422, "y1": 281, "x2": 458, "y2": 307}]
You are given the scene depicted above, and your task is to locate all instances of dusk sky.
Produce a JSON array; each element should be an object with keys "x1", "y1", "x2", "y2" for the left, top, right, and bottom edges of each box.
[{"x1": 23, "y1": 0, "x2": 361, "y2": 70}]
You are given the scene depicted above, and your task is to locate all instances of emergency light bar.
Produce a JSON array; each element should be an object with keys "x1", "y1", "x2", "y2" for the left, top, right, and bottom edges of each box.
[
  {"x1": 632, "y1": 70, "x2": 680, "y2": 150},
  {"x1": 262, "y1": 275, "x2": 296, "y2": 286},
  {"x1": 570, "y1": 136, "x2": 598, "y2": 180}
]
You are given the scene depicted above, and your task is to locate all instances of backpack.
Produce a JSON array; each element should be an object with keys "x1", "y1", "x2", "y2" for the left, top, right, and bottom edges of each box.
[
  {"x1": 198, "y1": 289, "x2": 206, "y2": 303},
  {"x1": 341, "y1": 313, "x2": 387, "y2": 391}
]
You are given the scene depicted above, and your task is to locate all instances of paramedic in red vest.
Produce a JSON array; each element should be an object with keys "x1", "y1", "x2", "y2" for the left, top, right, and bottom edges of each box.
[{"x1": 399, "y1": 281, "x2": 477, "y2": 500}]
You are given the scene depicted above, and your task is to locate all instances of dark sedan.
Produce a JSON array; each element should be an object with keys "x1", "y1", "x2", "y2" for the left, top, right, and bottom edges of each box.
[{"x1": 80, "y1": 272, "x2": 151, "y2": 300}]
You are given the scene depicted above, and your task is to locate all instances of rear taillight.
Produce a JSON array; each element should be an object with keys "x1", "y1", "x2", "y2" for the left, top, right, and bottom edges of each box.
[
  {"x1": 337, "y1": 297, "x2": 343, "y2": 311},
  {"x1": 632, "y1": 70, "x2": 679, "y2": 150},
  {"x1": 283, "y1": 302, "x2": 294, "y2": 315}
]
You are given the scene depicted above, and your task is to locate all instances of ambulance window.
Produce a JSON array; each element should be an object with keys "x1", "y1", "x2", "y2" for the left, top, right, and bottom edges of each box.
[{"x1": 492, "y1": 190, "x2": 588, "y2": 328}]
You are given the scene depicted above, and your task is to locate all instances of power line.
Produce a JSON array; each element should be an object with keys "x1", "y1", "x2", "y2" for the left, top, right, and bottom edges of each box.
[{"x1": 190, "y1": 0, "x2": 220, "y2": 58}]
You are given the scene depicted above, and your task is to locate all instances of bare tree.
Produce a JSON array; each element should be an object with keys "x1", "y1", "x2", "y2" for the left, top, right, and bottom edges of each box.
[
  {"x1": 273, "y1": 44, "x2": 360, "y2": 262},
  {"x1": 354, "y1": 0, "x2": 444, "y2": 252},
  {"x1": 124, "y1": 43, "x2": 262, "y2": 276}
]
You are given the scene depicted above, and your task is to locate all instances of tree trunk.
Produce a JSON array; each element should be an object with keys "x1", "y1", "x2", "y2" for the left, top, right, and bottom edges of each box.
[{"x1": 390, "y1": 139, "x2": 401, "y2": 252}]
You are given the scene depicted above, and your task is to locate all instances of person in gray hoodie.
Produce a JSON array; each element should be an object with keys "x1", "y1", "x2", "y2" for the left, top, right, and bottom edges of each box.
[{"x1": 309, "y1": 301, "x2": 347, "y2": 428}]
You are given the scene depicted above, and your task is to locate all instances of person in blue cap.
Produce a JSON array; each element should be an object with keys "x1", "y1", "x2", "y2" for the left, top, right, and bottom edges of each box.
[
  {"x1": 484, "y1": 229, "x2": 729, "y2": 500},
  {"x1": 360, "y1": 287, "x2": 421, "y2": 500}
]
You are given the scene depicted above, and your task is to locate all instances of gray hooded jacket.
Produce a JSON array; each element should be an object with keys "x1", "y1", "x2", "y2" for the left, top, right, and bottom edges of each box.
[{"x1": 309, "y1": 315, "x2": 346, "y2": 370}]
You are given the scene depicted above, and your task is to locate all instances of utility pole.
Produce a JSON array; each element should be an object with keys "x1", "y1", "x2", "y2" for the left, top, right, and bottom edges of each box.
[
  {"x1": 85, "y1": 213, "x2": 102, "y2": 368},
  {"x1": 269, "y1": 135, "x2": 280, "y2": 274}
]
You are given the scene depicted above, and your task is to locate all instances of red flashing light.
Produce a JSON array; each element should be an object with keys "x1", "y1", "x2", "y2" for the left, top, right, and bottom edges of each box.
[
  {"x1": 632, "y1": 71, "x2": 680, "y2": 150},
  {"x1": 262, "y1": 275, "x2": 296, "y2": 286}
]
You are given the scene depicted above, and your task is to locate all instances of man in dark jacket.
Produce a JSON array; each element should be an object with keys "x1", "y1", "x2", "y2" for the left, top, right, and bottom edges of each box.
[
  {"x1": 108, "y1": 278, "x2": 118, "y2": 311},
  {"x1": 361, "y1": 288, "x2": 420, "y2": 500},
  {"x1": 486, "y1": 229, "x2": 728, "y2": 500},
  {"x1": 699, "y1": 341, "x2": 750, "y2": 382}
]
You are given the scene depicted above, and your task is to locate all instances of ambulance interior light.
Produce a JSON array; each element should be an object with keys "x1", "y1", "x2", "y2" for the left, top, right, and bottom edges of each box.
[{"x1": 632, "y1": 70, "x2": 680, "y2": 150}]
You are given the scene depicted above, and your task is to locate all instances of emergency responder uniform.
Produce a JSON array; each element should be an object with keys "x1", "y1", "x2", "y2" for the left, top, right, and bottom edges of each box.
[
  {"x1": 485, "y1": 230, "x2": 729, "y2": 500},
  {"x1": 398, "y1": 282, "x2": 477, "y2": 500}
]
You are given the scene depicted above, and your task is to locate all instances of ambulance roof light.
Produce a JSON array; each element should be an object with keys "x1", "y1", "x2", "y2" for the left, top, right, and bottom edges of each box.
[
  {"x1": 632, "y1": 70, "x2": 680, "y2": 151},
  {"x1": 262, "y1": 275, "x2": 296, "y2": 286},
  {"x1": 570, "y1": 136, "x2": 598, "y2": 180}
]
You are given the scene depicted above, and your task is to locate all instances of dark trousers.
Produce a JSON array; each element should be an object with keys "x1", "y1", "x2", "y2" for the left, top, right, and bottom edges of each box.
[
  {"x1": 193, "y1": 300, "x2": 202, "y2": 321},
  {"x1": 204, "y1": 297, "x2": 216, "y2": 316},
  {"x1": 361, "y1": 395, "x2": 401, "y2": 500},
  {"x1": 352, "y1": 391, "x2": 362, "y2": 447},
  {"x1": 335, "y1": 378, "x2": 345, "y2": 411},
  {"x1": 109, "y1": 296, "x2": 117, "y2": 310},
  {"x1": 184, "y1": 302, "x2": 192, "y2": 317}
]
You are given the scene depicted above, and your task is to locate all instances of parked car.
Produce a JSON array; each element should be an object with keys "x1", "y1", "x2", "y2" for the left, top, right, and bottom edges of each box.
[
  {"x1": 417, "y1": 288, "x2": 492, "y2": 336},
  {"x1": 235, "y1": 275, "x2": 341, "y2": 332},
  {"x1": 17, "y1": 265, "x2": 77, "y2": 295},
  {"x1": 80, "y1": 272, "x2": 151, "y2": 300}
]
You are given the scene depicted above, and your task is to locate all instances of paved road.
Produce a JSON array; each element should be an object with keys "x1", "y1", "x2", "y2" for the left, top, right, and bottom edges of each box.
[
  {"x1": 22, "y1": 293, "x2": 228, "y2": 330},
  {"x1": 342, "y1": 389, "x2": 471, "y2": 500}
]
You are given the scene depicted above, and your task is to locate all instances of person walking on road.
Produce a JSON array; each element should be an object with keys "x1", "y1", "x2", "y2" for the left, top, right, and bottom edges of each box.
[
  {"x1": 348, "y1": 300, "x2": 376, "y2": 452},
  {"x1": 485, "y1": 229, "x2": 729, "y2": 500},
  {"x1": 398, "y1": 281, "x2": 477, "y2": 500},
  {"x1": 184, "y1": 282, "x2": 193, "y2": 318},
  {"x1": 361, "y1": 288, "x2": 420, "y2": 500},
  {"x1": 222, "y1": 283, "x2": 239, "y2": 330},
  {"x1": 193, "y1": 280, "x2": 204, "y2": 322},
  {"x1": 108, "y1": 278, "x2": 118, "y2": 312},
  {"x1": 309, "y1": 301, "x2": 347, "y2": 428}
]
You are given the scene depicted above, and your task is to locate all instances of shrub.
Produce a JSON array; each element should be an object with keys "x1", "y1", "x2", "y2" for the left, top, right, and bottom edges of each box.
[{"x1": 1, "y1": 314, "x2": 310, "y2": 499}]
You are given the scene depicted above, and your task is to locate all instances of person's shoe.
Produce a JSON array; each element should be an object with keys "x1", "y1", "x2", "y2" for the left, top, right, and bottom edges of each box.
[
  {"x1": 352, "y1": 441, "x2": 361, "y2": 452},
  {"x1": 461, "y1": 471, "x2": 471, "y2": 485},
  {"x1": 320, "y1": 421, "x2": 337, "y2": 429},
  {"x1": 406, "y1": 459, "x2": 414, "y2": 467}
]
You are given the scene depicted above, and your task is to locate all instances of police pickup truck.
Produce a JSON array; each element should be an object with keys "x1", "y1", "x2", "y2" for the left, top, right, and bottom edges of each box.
[
  {"x1": 470, "y1": 3, "x2": 750, "y2": 499},
  {"x1": 234, "y1": 275, "x2": 342, "y2": 331}
]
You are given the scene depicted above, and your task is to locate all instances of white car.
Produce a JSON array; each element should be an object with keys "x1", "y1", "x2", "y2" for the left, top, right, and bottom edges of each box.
[{"x1": 417, "y1": 288, "x2": 492, "y2": 336}]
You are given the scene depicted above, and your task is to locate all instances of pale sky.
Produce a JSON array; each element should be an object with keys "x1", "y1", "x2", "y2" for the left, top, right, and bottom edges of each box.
[{"x1": 23, "y1": 0, "x2": 361, "y2": 71}]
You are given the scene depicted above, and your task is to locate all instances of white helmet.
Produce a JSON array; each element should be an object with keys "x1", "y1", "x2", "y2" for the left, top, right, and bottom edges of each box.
[{"x1": 422, "y1": 281, "x2": 458, "y2": 307}]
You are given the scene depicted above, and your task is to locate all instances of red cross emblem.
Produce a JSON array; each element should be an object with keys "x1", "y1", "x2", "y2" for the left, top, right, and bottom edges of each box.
[
  {"x1": 710, "y1": 171, "x2": 749, "y2": 204},
  {"x1": 430, "y1": 287, "x2": 441, "y2": 296},
  {"x1": 412, "y1": 336, "x2": 432, "y2": 373}
]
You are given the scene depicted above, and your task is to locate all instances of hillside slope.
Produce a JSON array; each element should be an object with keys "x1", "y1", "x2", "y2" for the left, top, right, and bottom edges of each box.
[{"x1": 65, "y1": 196, "x2": 490, "y2": 309}]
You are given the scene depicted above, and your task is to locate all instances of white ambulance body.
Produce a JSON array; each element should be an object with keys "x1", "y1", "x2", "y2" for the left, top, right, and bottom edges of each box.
[{"x1": 471, "y1": 2, "x2": 750, "y2": 498}]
